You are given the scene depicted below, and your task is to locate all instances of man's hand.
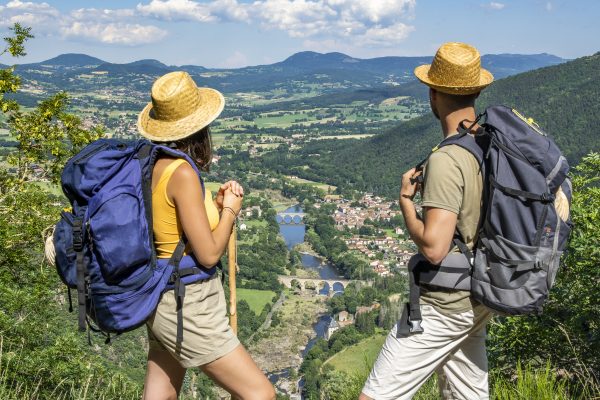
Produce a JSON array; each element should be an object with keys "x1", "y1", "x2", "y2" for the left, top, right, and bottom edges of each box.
[{"x1": 400, "y1": 167, "x2": 422, "y2": 201}]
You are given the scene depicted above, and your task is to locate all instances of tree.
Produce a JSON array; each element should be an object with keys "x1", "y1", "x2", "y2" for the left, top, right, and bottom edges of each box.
[
  {"x1": 355, "y1": 310, "x2": 376, "y2": 335},
  {"x1": 0, "y1": 25, "x2": 136, "y2": 398}
]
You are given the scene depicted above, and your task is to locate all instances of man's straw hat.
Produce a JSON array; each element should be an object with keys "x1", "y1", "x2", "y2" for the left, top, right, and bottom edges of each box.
[
  {"x1": 137, "y1": 71, "x2": 224, "y2": 142},
  {"x1": 414, "y1": 42, "x2": 494, "y2": 95}
]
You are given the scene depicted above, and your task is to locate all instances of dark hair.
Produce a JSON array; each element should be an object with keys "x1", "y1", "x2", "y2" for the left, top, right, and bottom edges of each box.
[{"x1": 173, "y1": 126, "x2": 213, "y2": 172}]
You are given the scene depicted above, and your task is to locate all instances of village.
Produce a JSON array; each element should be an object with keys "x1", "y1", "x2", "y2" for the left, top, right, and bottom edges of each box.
[{"x1": 324, "y1": 192, "x2": 417, "y2": 278}]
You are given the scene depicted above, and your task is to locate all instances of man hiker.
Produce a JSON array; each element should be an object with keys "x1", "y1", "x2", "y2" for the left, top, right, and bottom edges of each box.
[{"x1": 360, "y1": 42, "x2": 494, "y2": 400}]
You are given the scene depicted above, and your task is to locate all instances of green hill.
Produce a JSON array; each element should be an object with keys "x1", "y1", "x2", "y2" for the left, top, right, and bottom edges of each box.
[
  {"x1": 260, "y1": 52, "x2": 600, "y2": 199},
  {"x1": 324, "y1": 334, "x2": 386, "y2": 375}
]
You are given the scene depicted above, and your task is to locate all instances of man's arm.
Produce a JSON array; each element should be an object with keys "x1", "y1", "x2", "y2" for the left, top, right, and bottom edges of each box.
[{"x1": 400, "y1": 168, "x2": 457, "y2": 265}]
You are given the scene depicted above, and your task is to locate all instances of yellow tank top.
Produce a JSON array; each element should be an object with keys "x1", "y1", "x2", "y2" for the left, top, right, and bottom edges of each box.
[{"x1": 152, "y1": 159, "x2": 220, "y2": 258}]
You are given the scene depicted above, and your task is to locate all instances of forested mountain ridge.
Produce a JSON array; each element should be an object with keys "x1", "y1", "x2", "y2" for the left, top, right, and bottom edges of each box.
[
  {"x1": 8, "y1": 51, "x2": 566, "y2": 95},
  {"x1": 259, "y1": 52, "x2": 600, "y2": 199}
]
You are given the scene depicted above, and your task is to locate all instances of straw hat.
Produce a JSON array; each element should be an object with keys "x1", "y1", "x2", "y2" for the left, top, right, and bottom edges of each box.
[
  {"x1": 414, "y1": 42, "x2": 494, "y2": 95},
  {"x1": 137, "y1": 71, "x2": 224, "y2": 142}
]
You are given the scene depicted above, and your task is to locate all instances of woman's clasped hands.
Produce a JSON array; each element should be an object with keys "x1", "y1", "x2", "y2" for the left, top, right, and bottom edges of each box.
[{"x1": 215, "y1": 180, "x2": 244, "y2": 217}]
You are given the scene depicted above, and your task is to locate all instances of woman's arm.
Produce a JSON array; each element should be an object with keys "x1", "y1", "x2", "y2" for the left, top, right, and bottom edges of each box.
[{"x1": 168, "y1": 162, "x2": 243, "y2": 267}]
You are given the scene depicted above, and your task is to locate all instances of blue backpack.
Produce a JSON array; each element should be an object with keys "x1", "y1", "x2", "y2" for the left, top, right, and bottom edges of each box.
[{"x1": 54, "y1": 138, "x2": 216, "y2": 343}]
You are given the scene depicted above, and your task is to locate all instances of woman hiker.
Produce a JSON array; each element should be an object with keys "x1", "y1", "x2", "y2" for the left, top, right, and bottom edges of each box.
[{"x1": 137, "y1": 71, "x2": 275, "y2": 400}]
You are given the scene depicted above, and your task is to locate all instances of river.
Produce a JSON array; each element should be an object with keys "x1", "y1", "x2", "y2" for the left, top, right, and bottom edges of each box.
[
  {"x1": 277, "y1": 205, "x2": 341, "y2": 349},
  {"x1": 274, "y1": 205, "x2": 343, "y2": 397}
]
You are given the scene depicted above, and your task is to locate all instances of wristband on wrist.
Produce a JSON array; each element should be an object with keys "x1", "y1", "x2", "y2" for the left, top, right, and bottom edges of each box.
[{"x1": 222, "y1": 207, "x2": 237, "y2": 218}]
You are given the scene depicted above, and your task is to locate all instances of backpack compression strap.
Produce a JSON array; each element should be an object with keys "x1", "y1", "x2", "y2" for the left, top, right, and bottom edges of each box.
[
  {"x1": 73, "y1": 217, "x2": 87, "y2": 332},
  {"x1": 407, "y1": 256, "x2": 424, "y2": 334},
  {"x1": 167, "y1": 237, "x2": 188, "y2": 347}
]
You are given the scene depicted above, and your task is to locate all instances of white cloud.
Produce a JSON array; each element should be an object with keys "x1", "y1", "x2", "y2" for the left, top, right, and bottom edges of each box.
[
  {"x1": 4, "y1": 0, "x2": 58, "y2": 14},
  {"x1": 357, "y1": 22, "x2": 415, "y2": 47},
  {"x1": 0, "y1": 2, "x2": 167, "y2": 46},
  {"x1": 545, "y1": 2, "x2": 554, "y2": 11},
  {"x1": 135, "y1": 0, "x2": 416, "y2": 47},
  {"x1": 253, "y1": 0, "x2": 337, "y2": 37},
  {"x1": 136, "y1": 0, "x2": 249, "y2": 23},
  {"x1": 484, "y1": 2, "x2": 505, "y2": 10},
  {"x1": 61, "y1": 22, "x2": 168, "y2": 45},
  {"x1": 219, "y1": 50, "x2": 249, "y2": 68},
  {"x1": 208, "y1": 0, "x2": 250, "y2": 22},
  {"x1": 246, "y1": 0, "x2": 417, "y2": 52},
  {"x1": 136, "y1": 0, "x2": 216, "y2": 22},
  {"x1": 70, "y1": 8, "x2": 137, "y2": 21},
  {"x1": 0, "y1": 0, "x2": 60, "y2": 31},
  {"x1": 0, "y1": 0, "x2": 417, "y2": 51}
]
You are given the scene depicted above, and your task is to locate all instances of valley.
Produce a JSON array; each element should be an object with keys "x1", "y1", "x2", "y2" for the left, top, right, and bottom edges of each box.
[{"x1": 1, "y1": 49, "x2": 598, "y2": 399}]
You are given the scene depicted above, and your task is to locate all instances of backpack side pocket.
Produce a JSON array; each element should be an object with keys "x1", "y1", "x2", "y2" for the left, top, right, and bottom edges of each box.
[{"x1": 54, "y1": 211, "x2": 78, "y2": 288}]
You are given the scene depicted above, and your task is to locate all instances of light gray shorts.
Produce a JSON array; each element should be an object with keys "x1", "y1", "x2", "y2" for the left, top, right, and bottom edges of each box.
[
  {"x1": 362, "y1": 304, "x2": 492, "y2": 400},
  {"x1": 147, "y1": 274, "x2": 240, "y2": 368}
]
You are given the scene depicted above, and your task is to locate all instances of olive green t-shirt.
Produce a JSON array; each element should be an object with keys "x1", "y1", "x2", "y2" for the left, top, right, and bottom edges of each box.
[{"x1": 419, "y1": 138, "x2": 483, "y2": 314}]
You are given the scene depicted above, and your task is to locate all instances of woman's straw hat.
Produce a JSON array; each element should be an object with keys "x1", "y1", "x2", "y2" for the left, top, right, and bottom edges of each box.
[
  {"x1": 414, "y1": 42, "x2": 494, "y2": 95},
  {"x1": 137, "y1": 71, "x2": 224, "y2": 142}
]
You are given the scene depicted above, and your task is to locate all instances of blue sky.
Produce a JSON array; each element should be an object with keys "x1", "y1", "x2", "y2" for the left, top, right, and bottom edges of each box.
[{"x1": 0, "y1": 0, "x2": 598, "y2": 68}]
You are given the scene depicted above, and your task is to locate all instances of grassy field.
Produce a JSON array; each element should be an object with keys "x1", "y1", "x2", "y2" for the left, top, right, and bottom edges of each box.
[
  {"x1": 285, "y1": 176, "x2": 337, "y2": 193},
  {"x1": 324, "y1": 334, "x2": 386, "y2": 374},
  {"x1": 211, "y1": 132, "x2": 231, "y2": 148},
  {"x1": 237, "y1": 288, "x2": 276, "y2": 315},
  {"x1": 243, "y1": 219, "x2": 268, "y2": 228}
]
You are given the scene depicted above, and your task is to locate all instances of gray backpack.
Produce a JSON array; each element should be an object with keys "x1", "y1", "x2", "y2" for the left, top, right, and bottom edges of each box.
[{"x1": 404, "y1": 105, "x2": 572, "y2": 333}]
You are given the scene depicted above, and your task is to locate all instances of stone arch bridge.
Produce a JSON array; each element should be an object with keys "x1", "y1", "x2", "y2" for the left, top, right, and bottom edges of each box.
[
  {"x1": 278, "y1": 275, "x2": 371, "y2": 295},
  {"x1": 275, "y1": 212, "x2": 305, "y2": 224}
]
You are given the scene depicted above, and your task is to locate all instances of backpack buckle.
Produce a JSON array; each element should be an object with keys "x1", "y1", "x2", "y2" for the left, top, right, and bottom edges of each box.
[
  {"x1": 408, "y1": 318, "x2": 424, "y2": 334},
  {"x1": 410, "y1": 175, "x2": 424, "y2": 185},
  {"x1": 72, "y1": 219, "x2": 84, "y2": 252},
  {"x1": 541, "y1": 192, "x2": 555, "y2": 203}
]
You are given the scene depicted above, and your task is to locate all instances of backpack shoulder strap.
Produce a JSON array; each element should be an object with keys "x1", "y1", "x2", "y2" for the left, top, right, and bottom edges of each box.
[{"x1": 437, "y1": 130, "x2": 485, "y2": 167}]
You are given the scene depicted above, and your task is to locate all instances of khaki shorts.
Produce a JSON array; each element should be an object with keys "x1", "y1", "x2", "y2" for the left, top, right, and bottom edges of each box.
[{"x1": 147, "y1": 274, "x2": 240, "y2": 368}]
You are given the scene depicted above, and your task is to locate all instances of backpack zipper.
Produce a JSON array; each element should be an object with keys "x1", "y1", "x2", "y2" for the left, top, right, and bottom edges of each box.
[
  {"x1": 73, "y1": 143, "x2": 110, "y2": 164},
  {"x1": 512, "y1": 109, "x2": 546, "y2": 136}
]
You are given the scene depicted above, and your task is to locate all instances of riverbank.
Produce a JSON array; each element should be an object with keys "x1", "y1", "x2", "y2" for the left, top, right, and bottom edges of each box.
[
  {"x1": 248, "y1": 290, "x2": 328, "y2": 397},
  {"x1": 292, "y1": 241, "x2": 319, "y2": 257}
]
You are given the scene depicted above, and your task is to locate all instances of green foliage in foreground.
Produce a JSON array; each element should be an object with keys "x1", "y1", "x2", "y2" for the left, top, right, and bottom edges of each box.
[
  {"x1": 320, "y1": 359, "x2": 585, "y2": 400},
  {"x1": 0, "y1": 24, "x2": 140, "y2": 399},
  {"x1": 0, "y1": 185, "x2": 142, "y2": 399},
  {"x1": 0, "y1": 336, "x2": 139, "y2": 400}
]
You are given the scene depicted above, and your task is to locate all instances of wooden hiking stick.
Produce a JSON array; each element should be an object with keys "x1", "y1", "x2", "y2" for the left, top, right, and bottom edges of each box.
[{"x1": 228, "y1": 228, "x2": 238, "y2": 334}]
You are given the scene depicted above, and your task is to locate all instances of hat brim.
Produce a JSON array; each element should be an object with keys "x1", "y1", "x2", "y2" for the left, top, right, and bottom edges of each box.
[
  {"x1": 414, "y1": 64, "x2": 494, "y2": 95},
  {"x1": 137, "y1": 88, "x2": 225, "y2": 142}
]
